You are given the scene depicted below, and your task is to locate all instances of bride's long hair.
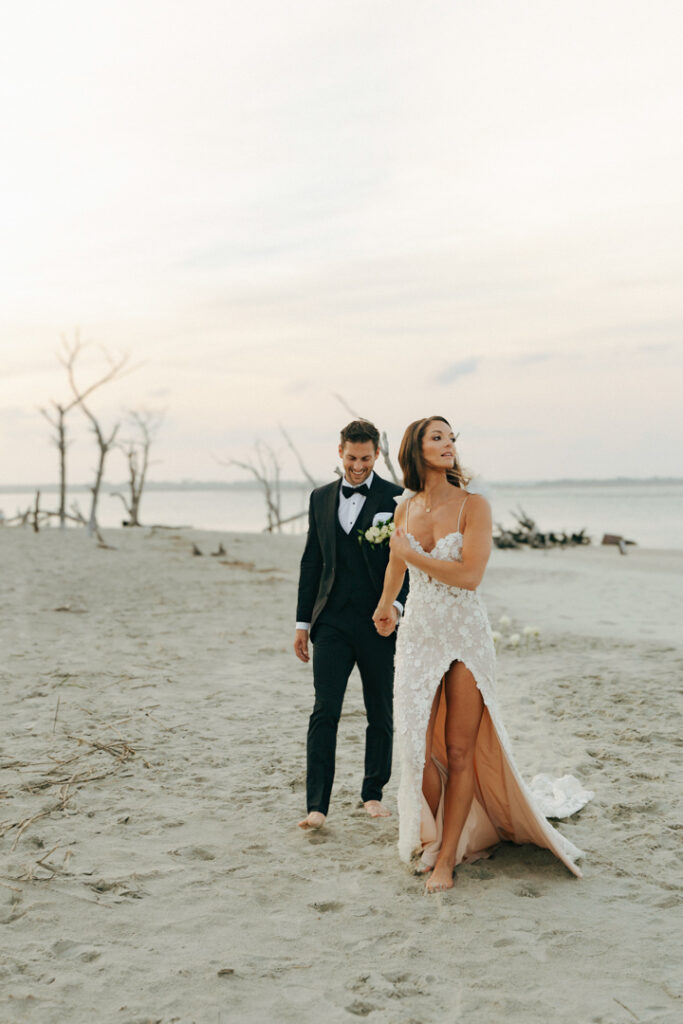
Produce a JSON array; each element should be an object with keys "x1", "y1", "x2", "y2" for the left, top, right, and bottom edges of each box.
[{"x1": 398, "y1": 416, "x2": 470, "y2": 493}]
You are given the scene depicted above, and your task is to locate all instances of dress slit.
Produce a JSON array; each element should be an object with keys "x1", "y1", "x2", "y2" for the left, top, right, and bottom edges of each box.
[{"x1": 395, "y1": 599, "x2": 588, "y2": 877}]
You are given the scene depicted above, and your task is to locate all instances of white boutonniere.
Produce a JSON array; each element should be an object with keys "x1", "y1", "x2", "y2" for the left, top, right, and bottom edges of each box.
[{"x1": 358, "y1": 515, "x2": 395, "y2": 548}]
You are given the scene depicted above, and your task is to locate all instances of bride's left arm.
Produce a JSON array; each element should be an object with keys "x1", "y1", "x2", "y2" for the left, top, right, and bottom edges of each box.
[{"x1": 397, "y1": 494, "x2": 493, "y2": 590}]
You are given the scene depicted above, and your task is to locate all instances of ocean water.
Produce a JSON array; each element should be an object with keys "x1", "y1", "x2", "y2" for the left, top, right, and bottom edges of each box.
[
  {"x1": 2, "y1": 480, "x2": 682, "y2": 550},
  {"x1": 485, "y1": 481, "x2": 683, "y2": 550}
]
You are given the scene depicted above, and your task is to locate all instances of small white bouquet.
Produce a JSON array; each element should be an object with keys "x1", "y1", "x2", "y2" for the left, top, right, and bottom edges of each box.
[{"x1": 358, "y1": 516, "x2": 395, "y2": 548}]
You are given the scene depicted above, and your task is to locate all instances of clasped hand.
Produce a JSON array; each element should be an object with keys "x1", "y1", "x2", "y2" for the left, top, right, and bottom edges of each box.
[{"x1": 372, "y1": 603, "x2": 398, "y2": 637}]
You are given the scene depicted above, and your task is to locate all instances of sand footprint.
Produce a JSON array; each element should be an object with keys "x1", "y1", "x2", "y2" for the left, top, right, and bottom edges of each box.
[
  {"x1": 344, "y1": 1001, "x2": 377, "y2": 1017},
  {"x1": 169, "y1": 845, "x2": 216, "y2": 860},
  {"x1": 310, "y1": 900, "x2": 343, "y2": 913},
  {"x1": 514, "y1": 883, "x2": 543, "y2": 898}
]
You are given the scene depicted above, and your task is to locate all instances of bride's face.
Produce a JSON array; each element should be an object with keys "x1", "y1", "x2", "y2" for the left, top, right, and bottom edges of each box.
[{"x1": 421, "y1": 420, "x2": 456, "y2": 471}]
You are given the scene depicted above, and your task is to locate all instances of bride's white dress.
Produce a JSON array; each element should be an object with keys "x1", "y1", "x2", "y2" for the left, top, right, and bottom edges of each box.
[{"x1": 394, "y1": 496, "x2": 592, "y2": 878}]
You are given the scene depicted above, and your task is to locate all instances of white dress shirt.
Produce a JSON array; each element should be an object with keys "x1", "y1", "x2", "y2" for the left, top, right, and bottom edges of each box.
[
  {"x1": 296, "y1": 472, "x2": 402, "y2": 630},
  {"x1": 337, "y1": 470, "x2": 374, "y2": 534}
]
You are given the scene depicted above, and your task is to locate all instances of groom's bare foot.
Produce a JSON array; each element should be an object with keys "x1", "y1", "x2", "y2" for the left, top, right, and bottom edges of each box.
[
  {"x1": 425, "y1": 863, "x2": 455, "y2": 893},
  {"x1": 298, "y1": 811, "x2": 326, "y2": 830},
  {"x1": 363, "y1": 800, "x2": 391, "y2": 818}
]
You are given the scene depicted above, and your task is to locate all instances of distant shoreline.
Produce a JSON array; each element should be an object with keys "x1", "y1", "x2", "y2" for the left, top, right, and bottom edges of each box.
[{"x1": 2, "y1": 476, "x2": 682, "y2": 494}]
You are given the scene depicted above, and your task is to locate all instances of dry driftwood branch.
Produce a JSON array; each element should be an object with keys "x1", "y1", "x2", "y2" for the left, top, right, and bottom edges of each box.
[
  {"x1": 274, "y1": 509, "x2": 308, "y2": 527},
  {"x1": 69, "y1": 500, "x2": 87, "y2": 525},
  {"x1": 378, "y1": 430, "x2": 400, "y2": 485},
  {"x1": 31, "y1": 491, "x2": 41, "y2": 533},
  {"x1": 3, "y1": 506, "x2": 32, "y2": 527},
  {"x1": 278, "y1": 424, "x2": 318, "y2": 489},
  {"x1": 0, "y1": 724, "x2": 147, "y2": 849},
  {"x1": 6, "y1": 502, "x2": 99, "y2": 535},
  {"x1": 492, "y1": 507, "x2": 592, "y2": 550}
]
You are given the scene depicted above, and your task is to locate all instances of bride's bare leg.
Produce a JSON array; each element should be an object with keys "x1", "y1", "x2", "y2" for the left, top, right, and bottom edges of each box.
[
  {"x1": 422, "y1": 681, "x2": 443, "y2": 817},
  {"x1": 426, "y1": 662, "x2": 484, "y2": 893}
]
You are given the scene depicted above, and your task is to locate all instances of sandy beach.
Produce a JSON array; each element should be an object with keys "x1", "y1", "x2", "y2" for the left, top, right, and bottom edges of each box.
[{"x1": 1, "y1": 527, "x2": 681, "y2": 1024}]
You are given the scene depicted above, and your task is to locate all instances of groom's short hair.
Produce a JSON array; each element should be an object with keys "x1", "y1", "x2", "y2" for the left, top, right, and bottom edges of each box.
[{"x1": 340, "y1": 419, "x2": 380, "y2": 449}]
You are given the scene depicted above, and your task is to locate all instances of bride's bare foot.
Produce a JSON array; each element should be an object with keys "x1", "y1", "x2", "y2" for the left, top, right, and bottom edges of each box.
[
  {"x1": 425, "y1": 862, "x2": 455, "y2": 893},
  {"x1": 298, "y1": 811, "x2": 326, "y2": 830},
  {"x1": 363, "y1": 800, "x2": 391, "y2": 818}
]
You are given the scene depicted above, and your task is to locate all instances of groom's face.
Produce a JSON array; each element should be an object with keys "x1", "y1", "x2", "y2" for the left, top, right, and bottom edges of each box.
[{"x1": 339, "y1": 441, "x2": 379, "y2": 486}]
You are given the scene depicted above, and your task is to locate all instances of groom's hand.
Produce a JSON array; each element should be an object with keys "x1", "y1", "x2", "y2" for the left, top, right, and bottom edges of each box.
[
  {"x1": 294, "y1": 628, "x2": 310, "y2": 663},
  {"x1": 374, "y1": 606, "x2": 398, "y2": 637}
]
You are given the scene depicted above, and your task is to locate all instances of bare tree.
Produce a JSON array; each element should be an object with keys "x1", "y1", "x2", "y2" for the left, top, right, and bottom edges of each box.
[
  {"x1": 229, "y1": 441, "x2": 284, "y2": 532},
  {"x1": 40, "y1": 333, "x2": 131, "y2": 530},
  {"x1": 110, "y1": 410, "x2": 163, "y2": 526},
  {"x1": 39, "y1": 401, "x2": 72, "y2": 528},
  {"x1": 221, "y1": 427, "x2": 317, "y2": 533},
  {"x1": 63, "y1": 336, "x2": 131, "y2": 537}
]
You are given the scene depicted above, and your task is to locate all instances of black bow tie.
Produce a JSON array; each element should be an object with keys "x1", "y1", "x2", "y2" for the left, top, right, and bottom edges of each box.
[{"x1": 342, "y1": 482, "x2": 370, "y2": 499}]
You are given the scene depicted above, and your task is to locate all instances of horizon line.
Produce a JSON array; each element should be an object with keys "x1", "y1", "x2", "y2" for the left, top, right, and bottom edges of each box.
[{"x1": 2, "y1": 475, "x2": 682, "y2": 493}]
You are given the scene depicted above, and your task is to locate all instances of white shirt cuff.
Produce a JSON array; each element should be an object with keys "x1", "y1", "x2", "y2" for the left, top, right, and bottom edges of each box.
[{"x1": 296, "y1": 622, "x2": 311, "y2": 631}]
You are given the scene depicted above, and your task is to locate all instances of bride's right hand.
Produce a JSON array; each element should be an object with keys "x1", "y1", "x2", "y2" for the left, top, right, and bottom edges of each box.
[
  {"x1": 389, "y1": 527, "x2": 411, "y2": 562},
  {"x1": 372, "y1": 602, "x2": 392, "y2": 626}
]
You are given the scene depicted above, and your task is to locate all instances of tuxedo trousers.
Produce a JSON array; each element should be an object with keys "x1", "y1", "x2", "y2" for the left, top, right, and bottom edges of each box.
[{"x1": 306, "y1": 609, "x2": 395, "y2": 815}]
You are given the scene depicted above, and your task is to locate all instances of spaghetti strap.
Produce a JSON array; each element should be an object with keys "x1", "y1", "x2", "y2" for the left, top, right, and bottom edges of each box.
[
  {"x1": 405, "y1": 496, "x2": 412, "y2": 533},
  {"x1": 456, "y1": 494, "x2": 469, "y2": 533}
]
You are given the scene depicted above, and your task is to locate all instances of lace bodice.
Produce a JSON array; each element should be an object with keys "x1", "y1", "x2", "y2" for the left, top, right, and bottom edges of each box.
[{"x1": 407, "y1": 529, "x2": 463, "y2": 557}]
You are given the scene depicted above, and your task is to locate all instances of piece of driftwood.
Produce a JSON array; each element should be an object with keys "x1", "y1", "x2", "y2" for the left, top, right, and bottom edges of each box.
[
  {"x1": 601, "y1": 534, "x2": 636, "y2": 547},
  {"x1": 0, "y1": 726, "x2": 143, "y2": 854},
  {"x1": 493, "y1": 507, "x2": 592, "y2": 550},
  {"x1": 601, "y1": 533, "x2": 636, "y2": 556}
]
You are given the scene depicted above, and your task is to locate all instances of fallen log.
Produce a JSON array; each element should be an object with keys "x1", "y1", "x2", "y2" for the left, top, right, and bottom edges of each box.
[{"x1": 601, "y1": 533, "x2": 637, "y2": 556}]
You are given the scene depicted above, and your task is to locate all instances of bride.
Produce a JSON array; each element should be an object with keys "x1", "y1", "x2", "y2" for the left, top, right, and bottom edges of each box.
[{"x1": 373, "y1": 416, "x2": 589, "y2": 892}]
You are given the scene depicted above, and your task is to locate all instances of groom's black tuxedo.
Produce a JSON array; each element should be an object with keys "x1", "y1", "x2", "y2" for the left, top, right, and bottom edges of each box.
[
  {"x1": 296, "y1": 473, "x2": 409, "y2": 815},
  {"x1": 297, "y1": 473, "x2": 409, "y2": 633}
]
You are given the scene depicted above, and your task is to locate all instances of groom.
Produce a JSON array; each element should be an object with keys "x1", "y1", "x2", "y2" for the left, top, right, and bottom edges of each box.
[{"x1": 294, "y1": 419, "x2": 408, "y2": 829}]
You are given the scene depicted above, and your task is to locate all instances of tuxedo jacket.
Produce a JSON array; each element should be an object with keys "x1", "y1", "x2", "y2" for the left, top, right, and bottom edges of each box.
[{"x1": 296, "y1": 473, "x2": 409, "y2": 636}]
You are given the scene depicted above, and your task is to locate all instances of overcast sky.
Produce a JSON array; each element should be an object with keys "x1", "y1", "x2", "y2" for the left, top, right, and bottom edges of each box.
[{"x1": 1, "y1": 0, "x2": 681, "y2": 485}]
